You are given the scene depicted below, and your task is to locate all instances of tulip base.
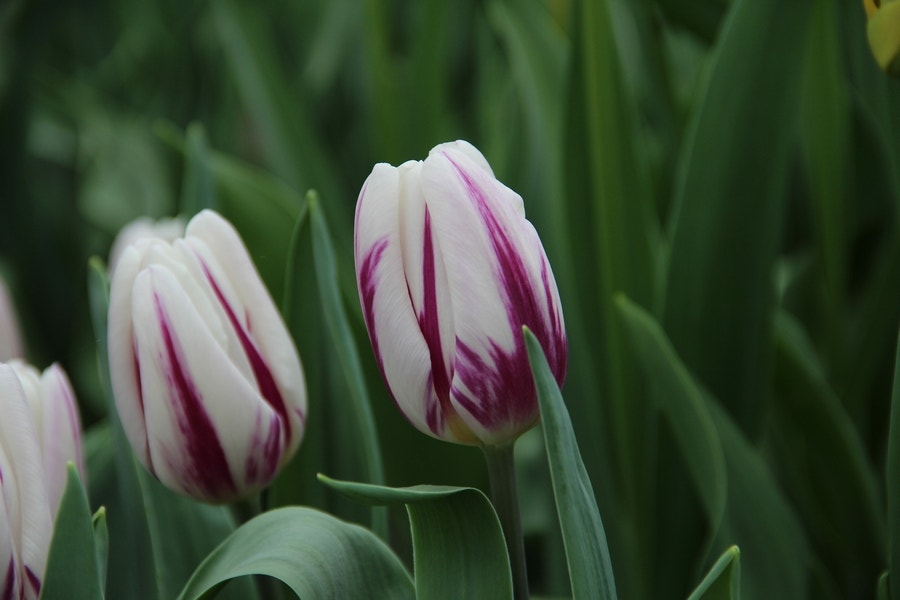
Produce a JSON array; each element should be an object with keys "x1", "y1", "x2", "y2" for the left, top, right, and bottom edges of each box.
[{"x1": 483, "y1": 443, "x2": 529, "y2": 600}]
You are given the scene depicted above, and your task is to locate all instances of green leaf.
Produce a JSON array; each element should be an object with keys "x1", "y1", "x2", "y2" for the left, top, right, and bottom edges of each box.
[
  {"x1": 615, "y1": 294, "x2": 727, "y2": 529},
  {"x1": 177, "y1": 507, "x2": 414, "y2": 600},
  {"x1": 662, "y1": 0, "x2": 814, "y2": 434},
  {"x1": 524, "y1": 328, "x2": 617, "y2": 600},
  {"x1": 771, "y1": 310, "x2": 884, "y2": 586},
  {"x1": 40, "y1": 465, "x2": 104, "y2": 600},
  {"x1": 880, "y1": 571, "x2": 890, "y2": 600},
  {"x1": 92, "y1": 508, "x2": 108, "y2": 596},
  {"x1": 687, "y1": 546, "x2": 741, "y2": 600},
  {"x1": 888, "y1": 329, "x2": 900, "y2": 600},
  {"x1": 179, "y1": 122, "x2": 216, "y2": 217},
  {"x1": 309, "y1": 192, "x2": 388, "y2": 539},
  {"x1": 318, "y1": 475, "x2": 512, "y2": 600}
]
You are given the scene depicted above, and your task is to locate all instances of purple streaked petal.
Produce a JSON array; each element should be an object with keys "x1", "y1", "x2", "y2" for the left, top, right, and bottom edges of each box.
[
  {"x1": 355, "y1": 165, "x2": 473, "y2": 442},
  {"x1": 422, "y1": 144, "x2": 566, "y2": 444},
  {"x1": 0, "y1": 367, "x2": 51, "y2": 596},
  {"x1": 185, "y1": 211, "x2": 306, "y2": 456},
  {"x1": 199, "y1": 260, "x2": 293, "y2": 441},
  {"x1": 132, "y1": 266, "x2": 291, "y2": 502},
  {"x1": 154, "y1": 291, "x2": 237, "y2": 501}
]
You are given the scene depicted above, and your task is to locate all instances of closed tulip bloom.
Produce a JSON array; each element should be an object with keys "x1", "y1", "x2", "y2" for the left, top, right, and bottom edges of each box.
[
  {"x1": 0, "y1": 364, "x2": 53, "y2": 600},
  {"x1": 354, "y1": 140, "x2": 566, "y2": 446},
  {"x1": 8, "y1": 362, "x2": 84, "y2": 518},
  {"x1": 0, "y1": 277, "x2": 24, "y2": 361},
  {"x1": 108, "y1": 210, "x2": 306, "y2": 503}
]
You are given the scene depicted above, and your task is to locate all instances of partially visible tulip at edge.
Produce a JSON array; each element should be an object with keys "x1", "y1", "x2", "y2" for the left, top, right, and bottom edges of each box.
[
  {"x1": 8, "y1": 361, "x2": 85, "y2": 518},
  {"x1": 354, "y1": 140, "x2": 567, "y2": 447},
  {"x1": 0, "y1": 362, "x2": 83, "y2": 600},
  {"x1": 864, "y1": 0, "x2": 900, "y2": 77},
  {"x1": 0, "y1": 277, "x2": 24, "y2": 361},
  {"x1": 107, "y1": 209, "x2": 307, "y2": 504}
]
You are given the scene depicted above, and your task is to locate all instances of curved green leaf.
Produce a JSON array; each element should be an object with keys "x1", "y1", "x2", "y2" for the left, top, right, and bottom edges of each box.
[
  {"x1": 177, "y1": 507, "x2": 414, "y2": 600},
  {"x1": 40, "y1": 465, "x2": 104, "y2": 600},
  {"x1": 615, "y1": 294, "x2": 727, "y2": 530},
  {"x1": 179, "y1": 122, "x2": 217, "y2": 217},
  {"x1": 688, "y1": 546, "x2": 741, "y2": 600},
  {"x1": 319, "y1": 475, "x2": 512, "y2": 600},
  {"x1": 524, "y1": 328, "x2": 617, "y2": 600}
]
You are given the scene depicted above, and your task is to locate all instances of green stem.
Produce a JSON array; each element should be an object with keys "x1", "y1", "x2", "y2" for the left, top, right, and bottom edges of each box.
[
  {"x1": 232, "y1": 493, "x2": 279, "y2": 600},
  {"x1": 483, "y1": 444, "x2": 529, "y2": 600}
]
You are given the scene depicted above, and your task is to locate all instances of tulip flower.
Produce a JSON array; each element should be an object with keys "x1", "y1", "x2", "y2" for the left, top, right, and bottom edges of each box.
[
  {"x1": 0, "y1": 364, "x2": 53, "y2": 600},
  {"x1": 108, "y1": 209, "x2": 306, "y2": 504},
  {"x1": 109, "y1": 216, "x2": 186, "y2": 275},
  {"x1": 8, "y1": 361, "x2": 85, "y2": 518},
  {"x1": 0, "y1": 277, "x2": 24, "y2": 361},
  {"x1": 864, "y1": 0, "x2": 900, "y2": 77},
  {"x1": 354, "y1": 140, "x2": 567, "y2": 447}
]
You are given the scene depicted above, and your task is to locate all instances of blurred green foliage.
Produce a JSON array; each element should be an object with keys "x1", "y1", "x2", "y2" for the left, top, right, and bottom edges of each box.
[{"x1": 2, "y1": 0, "x2": 900, "y2": 598}]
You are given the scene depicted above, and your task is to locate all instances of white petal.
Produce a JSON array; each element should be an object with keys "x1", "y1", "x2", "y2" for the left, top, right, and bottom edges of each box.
[
  {"x1": 0, "y1": 365, "x2": 52, "y2": 595},
  {"x1": 355, "y1": 164, "x2": 471, "y2": 442},
  {"x1": 422, "y1": 145, "x2": 561, "y2": 442},
  {"x1": 37, "y1": 365, "x2": 84, "y2": 517},
  {"x1": 185, "y1": 210, "x2": 306, "y2": 452},
  {"x1": 108, "y1": 244, "x2": 152, "y2": 468},
  {"x1": 131, "y1": 266, "x2": 287, "y2": 502}
]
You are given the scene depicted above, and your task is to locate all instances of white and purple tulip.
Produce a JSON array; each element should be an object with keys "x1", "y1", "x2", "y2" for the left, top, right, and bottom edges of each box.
[
  {"x1": 107, "y1": 210, "x2": 307, "y2": 504},
  {"x1": 0, "y1": 364, "x2": 53, "y2": 600},
  {"x1": 8, "y1": 362, "x2": 85, "y2": 518},
  {"x1": 354, "y1": 140, "x2": 567, "y2": 446}
]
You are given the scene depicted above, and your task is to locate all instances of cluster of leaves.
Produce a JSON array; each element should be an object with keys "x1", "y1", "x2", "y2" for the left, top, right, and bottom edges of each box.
[{"x1": 2, "y1": 0, "x2": 900, "y2": 598}]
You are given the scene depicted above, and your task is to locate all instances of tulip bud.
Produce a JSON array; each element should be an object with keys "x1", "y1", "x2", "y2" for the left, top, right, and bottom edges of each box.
[
  {"x1": 0, "y1": 364, "x2": 53, "y2": 600},
  {"x1": 108, "y1": 209, "x2": 306, "y2": 503},
  {"x1": 8, "y1": 361, "x2": 85, "y2": 517},
  {"x1": 108, "y1": 216, "x2": 186, "y2": 275},
  {"x1": 354, "y1": 140, "x2": 567, "y2": 446},
  {"x1": 0, "y1": 276, "x2": 24, "y2": 361},
  {"x1": 864, "y1": 0, "x2": 900, "y2": 77}
]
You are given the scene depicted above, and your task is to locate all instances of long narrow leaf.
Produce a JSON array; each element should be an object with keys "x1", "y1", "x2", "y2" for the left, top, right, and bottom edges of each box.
[
  {"x1": 524, "y1": 328, "x2": 617, "y2": 600},
  {"x1": 687, "y1": 546, "x2": 740, "y2": 600},
  {"x1": 888, "y1": 329, "x2": 900, "y2": 600},
  {"x1": 309, "y1": 192, "x2": 387, "y2": 539},
  {"x1": 40, "y1": 465, "x2": 104, "y2": 600}
]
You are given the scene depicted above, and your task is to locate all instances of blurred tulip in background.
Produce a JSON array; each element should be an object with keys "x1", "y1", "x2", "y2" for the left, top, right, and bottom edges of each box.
[{"x1": 107, "y1": 210, "x2": 307, "y2": 503}]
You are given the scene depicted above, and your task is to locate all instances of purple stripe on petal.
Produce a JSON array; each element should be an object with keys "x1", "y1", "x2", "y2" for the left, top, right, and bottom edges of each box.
[
  {"x1": 359, "y1": 238, "x2": 390, "y2": 385},
  {"x1": 25, "y1": 567, "x2": 39, "y2": 596},
  {"x1": 445, "y1": 155, "x2": 567, "y2": 434},
  {"x1": 418, "y1": 208, "x2": 455, "y2": 436},
  {"x1": 3, "y1": 559, "x2": 15, "y2": 600},
  {"x1": 243, "y1": 412, "x2": 283, "y2": 486},
  {"x1": 155, "y1": 293, "x2": 237, "y2": 499},
  {"x1": 200, "y1": 262, "x2": 296, "y2": 437}
]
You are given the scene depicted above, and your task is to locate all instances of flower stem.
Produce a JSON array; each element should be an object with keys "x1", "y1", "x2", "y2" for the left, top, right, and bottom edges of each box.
[
  {"x1": 232, "y1": 493, "x2": 279, "y2": 600},
  {"x1": 483, "y1": 443, "x2": 529, "y2": 600}
]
